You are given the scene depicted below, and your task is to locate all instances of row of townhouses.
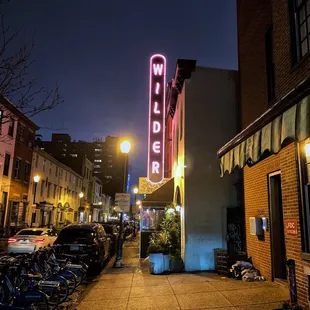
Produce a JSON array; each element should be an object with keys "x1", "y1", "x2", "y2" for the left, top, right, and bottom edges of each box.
[{"x1": 0, "y1": 94, "x2": 113, "y2": 235}]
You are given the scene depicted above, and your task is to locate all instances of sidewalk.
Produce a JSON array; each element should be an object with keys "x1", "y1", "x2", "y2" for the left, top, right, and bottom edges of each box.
[{"x1": 76, "y1": 237, "x2": 289, "y2": 310}]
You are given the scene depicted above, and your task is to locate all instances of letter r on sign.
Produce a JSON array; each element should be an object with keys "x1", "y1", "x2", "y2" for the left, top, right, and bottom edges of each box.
[{"x1": 152, "y1": 162, "x2": 160, "y2": 174}]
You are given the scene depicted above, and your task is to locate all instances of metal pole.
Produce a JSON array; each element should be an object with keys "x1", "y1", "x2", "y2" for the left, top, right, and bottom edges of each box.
[
  {"x1": 113, "y1": 153, "x2": 127, "y2": 268},
  {"x1": 113, "y1": 212, "x2": 124, "y2": 268},
  {"x1": 133, "y1": 194, "x2": 136, "y2": 237},
  {"x1": 31, "y1": 182, "x2": 37, "y2": 228}
]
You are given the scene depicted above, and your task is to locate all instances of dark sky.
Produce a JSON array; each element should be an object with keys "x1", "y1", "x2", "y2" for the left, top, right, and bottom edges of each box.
[{"x1": 4, "y1": 0, "x2": 237, "y2": 186}]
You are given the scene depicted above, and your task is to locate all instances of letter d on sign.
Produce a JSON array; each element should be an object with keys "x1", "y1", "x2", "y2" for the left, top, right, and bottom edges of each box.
[{"x1": 152, "y1": 121, "x2": 161, "y2": 133}]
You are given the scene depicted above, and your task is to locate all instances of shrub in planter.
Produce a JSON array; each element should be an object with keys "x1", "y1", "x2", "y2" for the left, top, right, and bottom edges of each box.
[{"x1": 147, "y1": 235, "x2": 165, "y2": 275}]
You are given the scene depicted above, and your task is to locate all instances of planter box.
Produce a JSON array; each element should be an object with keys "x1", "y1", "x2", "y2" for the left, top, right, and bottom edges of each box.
[
  {"x1": 149, "y1": 253, "x2": 164, "y2": 274},
  {"x1": 163, "y1": 254, "x2": 170, "y2": 272}
]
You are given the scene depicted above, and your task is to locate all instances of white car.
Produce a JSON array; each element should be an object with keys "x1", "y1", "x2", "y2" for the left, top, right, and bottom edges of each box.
[{"x1": 8, "y1": 228, "x2": 58, "y2": 254}]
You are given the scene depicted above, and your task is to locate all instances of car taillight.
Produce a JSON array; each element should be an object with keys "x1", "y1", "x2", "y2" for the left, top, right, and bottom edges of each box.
[
  {"x1": 35, "y1": 238, "x2": 45, "y2": 243},
  {"x1": 8, "y1": 238, "x2": 16, "y2": 243}
]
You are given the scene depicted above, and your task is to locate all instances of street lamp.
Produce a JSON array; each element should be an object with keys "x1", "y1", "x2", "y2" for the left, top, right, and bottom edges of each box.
[
  {"x1": 132, "y1": 187, "x2": 138, "y2": 237},
  {"x1": 114, "y1": 140, "x2": 131, "y2": 268},
  {"x1": 79, "y1": 192, "x2": 84, "y2": 223},
  {"x1": 31, "y1": 175, "x2": 40, "y2": 227}
]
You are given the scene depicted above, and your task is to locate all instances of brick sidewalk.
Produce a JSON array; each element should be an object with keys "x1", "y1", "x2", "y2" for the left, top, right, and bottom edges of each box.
[{"x1": 76, "y1": 237, "x2": 289, "y2": 310}]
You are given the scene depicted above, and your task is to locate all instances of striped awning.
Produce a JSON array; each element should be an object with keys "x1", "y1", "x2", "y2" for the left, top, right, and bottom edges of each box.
[{"x1": 218, "y1": 95, "x2": 310, "y2": 177}]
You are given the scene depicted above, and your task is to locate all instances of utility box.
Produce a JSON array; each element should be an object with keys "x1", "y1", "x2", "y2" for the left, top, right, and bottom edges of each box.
[{"x1": 249, "y1": 217, "x2": 263, "y2": 236}]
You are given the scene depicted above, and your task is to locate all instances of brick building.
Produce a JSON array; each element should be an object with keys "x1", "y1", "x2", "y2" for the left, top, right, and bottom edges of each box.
[
  {"x1": 218, "y1": 0, "x2": 310, "y2": 307},
  {"x1": 40, "y1": 134, "x2": 128, "y2": 199}
]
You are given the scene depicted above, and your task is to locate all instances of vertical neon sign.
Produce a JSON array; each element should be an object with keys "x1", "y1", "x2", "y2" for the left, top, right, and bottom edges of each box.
[{"x1": 147, "y1": 54, "x2": 166, "y2": 184}]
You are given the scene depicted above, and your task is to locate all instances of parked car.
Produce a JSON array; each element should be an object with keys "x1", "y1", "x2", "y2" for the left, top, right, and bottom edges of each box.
[
  {"x1": 8, "y1": 228, "x2": 58, "y2": 254},
  {"x1": 102, "y1": 224, "x2": 119, "y2": 255},
  {"x1": 54, "y1": 224, "x2": 111, "y2": 271}
]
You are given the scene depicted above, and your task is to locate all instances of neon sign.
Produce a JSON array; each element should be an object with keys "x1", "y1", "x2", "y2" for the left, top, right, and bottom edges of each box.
[{"x1": 147, "y1": 54, "x2": 166, "y2": 183}]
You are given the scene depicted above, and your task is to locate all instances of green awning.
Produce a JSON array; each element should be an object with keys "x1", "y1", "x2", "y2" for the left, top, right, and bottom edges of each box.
[{"x1": 219, "y1": 95, "x2": 310, "y2": 176}]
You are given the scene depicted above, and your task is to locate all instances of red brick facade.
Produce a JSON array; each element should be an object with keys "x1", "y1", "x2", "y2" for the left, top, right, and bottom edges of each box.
[{"x1": 238, "y1": 0, "x2": 310, "y2": 307}]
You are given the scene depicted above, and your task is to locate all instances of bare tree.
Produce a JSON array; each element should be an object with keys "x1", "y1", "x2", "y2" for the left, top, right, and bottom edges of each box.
[{"x1": 0, "y1": 0, "x2": 63, "y2": 125}]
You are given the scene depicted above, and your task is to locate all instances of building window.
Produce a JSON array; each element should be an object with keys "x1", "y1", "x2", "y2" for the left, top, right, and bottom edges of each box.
[
  {"x1": 94, "y1": 148, "x2": 102, "y2": 152},
  {"x1": 265, "y1": 26, "x2": 275, "y2": 102},
  {"x1": 94, "y1": 171, "x2": 100, "y2": 174},
  {"x1": 28, "y1": 132, "x2": 34, "y2": 148},
  {"x1": 94, "y1": 165, "x2": 101, "y2": 168},
  {"x1": 35, "y1": 154, "x2": 39, "y2": 168},
  {"x1": 41, "y1": 180, "x2": 45, "y2": 196},
  {"x1": 43, "y1": 159, "x2": 46, "y2": 172},
  {"x1": 65, "y1": 172, "x2": 67, "y2": 181},
  {"x1": 53, "y1": 185, "x2": 57, "y2": 199},
  {"x1": 106, "y1": 176, "x2": 112, "y2": 179},
  {"x1": 94, "y1": 159, "x2": 102, "y2": 163},
  {"x1": 18, "y1": 125, "x2": 24, "y2": 142},
  {"x1": 55, "y1": 166, "x2": 58, "y2": 177},
  {"x1": 108, "y1": 165, "x2": 112, "y2": 168},
  {"x1": 3, "y1": 154, "x2": 10, "y2": 176},
  {"x1": 47, "y1": 183, "x2": 51, "y2": 197},
  {"x1": 24, "y1": 163, "x2": 30, "y2": 183},
  {"x1": 49, "y1": 163, "x2": 52, "y2": 175},
  {"x1": 290, "y1": 0, "x2": 310, "y2": 63},
  {"x1": 59, "y1": 186, "x2": 62, "y2": 199},
  {"x1": 70, "y1": 154, "x2": 78, "y2": 157},
  {"x1": 8, "y1": 118, "x2": 14, "y2": 137},
  {"x1": 13, "y1": 159, "x2": 20, "y2": 179}
]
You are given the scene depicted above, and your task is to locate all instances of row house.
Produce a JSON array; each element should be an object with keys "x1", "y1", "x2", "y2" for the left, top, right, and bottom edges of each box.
[
  {"x1": 0, "y1": 95, "x2": 38, "y2": 233},
  {"x1": 28, "y1": 148, "x2": 83, "y2": 228}
]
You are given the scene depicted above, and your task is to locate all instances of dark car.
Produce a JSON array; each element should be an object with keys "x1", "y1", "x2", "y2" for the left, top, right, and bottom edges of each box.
[
  {"x1": 102, "y1": 224, "x2": 119, "y2": 255},
  {"x1": 54, "y1": 223, "x2": 111, "y2": 271}
]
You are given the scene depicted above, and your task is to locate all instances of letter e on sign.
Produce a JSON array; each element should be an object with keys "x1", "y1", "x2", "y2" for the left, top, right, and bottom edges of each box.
[{"x1": 147, "y1": 54, "x2": 166, "y2": 183}]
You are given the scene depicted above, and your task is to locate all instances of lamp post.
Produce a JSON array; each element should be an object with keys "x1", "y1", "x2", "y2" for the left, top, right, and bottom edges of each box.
[
  {"x1": 31, "y1": 175, "x2": 40, "y2": 228},
  {"x1": 133, "y1": 187, "x2": 138, "y2": 237},
  {"x1": 79, "y1": 192, "x2": 84, "y2": 223},
  {"x1": 114, "y1": 140, "x2": 131, "y2": 268}
]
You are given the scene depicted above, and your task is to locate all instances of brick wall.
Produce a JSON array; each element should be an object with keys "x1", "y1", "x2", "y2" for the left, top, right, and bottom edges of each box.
[
  {"x1": 237, "y1": 0, "x2": 272, "y2": 129},
  {"x1": 244, "y1": 143, "x2": 310, "y2": 307},
  {"x1": 238, "y1": 0, "x2": 310, "y2": 130}
]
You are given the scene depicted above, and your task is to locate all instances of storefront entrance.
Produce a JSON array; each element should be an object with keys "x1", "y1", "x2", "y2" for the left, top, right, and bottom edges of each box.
[{"x1": 268, "y1": 171, "x2": 287, "y2": 280}]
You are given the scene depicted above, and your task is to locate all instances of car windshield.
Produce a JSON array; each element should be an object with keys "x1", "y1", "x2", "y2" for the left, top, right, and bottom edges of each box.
[
  {"x1": 57, "y1": 228, "x2": 95, "y2": 244},
  {"x1": 103, "y1": 225, "x2": 113, "y2": 234},
  {"x1": 17, "y1": 230, "x2": 44, "y2": 236}
]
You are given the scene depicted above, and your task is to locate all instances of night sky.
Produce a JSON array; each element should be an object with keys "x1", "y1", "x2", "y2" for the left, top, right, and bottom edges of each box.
[{"x1": 4, "y1": 0, "x2": 237, "y2": 186}]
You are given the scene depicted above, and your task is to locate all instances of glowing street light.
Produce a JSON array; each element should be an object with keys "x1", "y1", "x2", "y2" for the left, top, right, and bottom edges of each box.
[
  {"x1": 79, "y1": 192, "x2": 84, "y2": 199},
  {"x1": 120, "y1": 140, "x2": 131, "y2": 154},
  {"x1": 305, "y1": 143, "x2": 310, "y2": 157},
  {"x1": 133, "y1": 187, "x2": 138, "y2": 194},
  {"x1": 33, "y1": 175, "x2": 40, "y2": 183}
]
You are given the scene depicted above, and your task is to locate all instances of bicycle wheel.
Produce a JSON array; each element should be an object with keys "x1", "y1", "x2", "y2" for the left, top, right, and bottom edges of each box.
[
  {"x1": 59, "y1": 270, "x2": 77, "y2": 295},
  {"x1": 42, "y1": 287, "x2": 60, "y2": 310},
  {"x1": 48, "y1": 275, "x2": 68, "y2": 304}
]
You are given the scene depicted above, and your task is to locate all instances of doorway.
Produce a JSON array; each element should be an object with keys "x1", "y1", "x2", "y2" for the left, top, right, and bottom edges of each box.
[{"x1": 269, "y1": 172, "x2": 287, "y2": 280}]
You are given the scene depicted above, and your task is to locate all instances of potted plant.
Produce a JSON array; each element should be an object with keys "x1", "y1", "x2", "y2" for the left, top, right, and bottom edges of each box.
[
  {"x1": 165, "y1": 204, "x2": 184, "y2": 273},
  {"x1": 147, "y1": 233, "x2": 165, "y2": 274}
]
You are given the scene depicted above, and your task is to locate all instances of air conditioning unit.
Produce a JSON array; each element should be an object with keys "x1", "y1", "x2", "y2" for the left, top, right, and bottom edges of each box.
[{"x1": 249, "y1": 217, "x2": 263, "y2": 236}]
